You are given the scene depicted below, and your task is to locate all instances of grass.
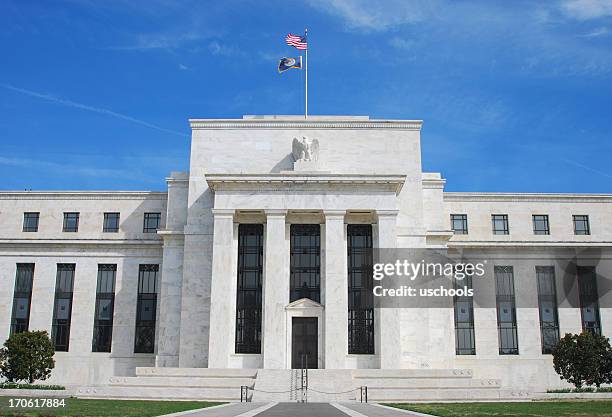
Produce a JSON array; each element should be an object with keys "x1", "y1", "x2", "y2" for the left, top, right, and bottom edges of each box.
[
  {"x1": 385, "y1": 401, "x2": 612, "y2": 417},
  {"x1": 0, "y1": 398, "x2": 223, "y2": 417}
]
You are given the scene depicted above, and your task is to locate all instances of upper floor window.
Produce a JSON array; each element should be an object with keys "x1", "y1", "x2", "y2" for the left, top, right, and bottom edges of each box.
[
  {"x1": 450, "y1": 214, "x2": 468, "y2": 235},
  {"x1": 23, "y1": 212, "x2": 40, "y2": 232},
  {"x1": 290, "y1": 224, "x2": 321, "y2": 303},
  {"x1": 143, "y1": 212, "x2": 161, "y2": 233},
  {"x1": 63, "y1": 212, "x2": 79, "y2": 232},
  {"x1": 573, "y1": 215, "x2": 590, "y2": 235},
  {"x1": 532, "y1": 215, "x2": 550, "y2": 235},
  {"x1": 103, "y1": 212, "x2": 120, "y2": 233},
  {"x1": 492, "y1": 214, "x2": 509, "y2": 235}
]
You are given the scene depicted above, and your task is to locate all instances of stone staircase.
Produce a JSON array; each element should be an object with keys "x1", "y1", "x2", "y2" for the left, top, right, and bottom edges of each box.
[
  {"x1": 75, "y1": 367, "x2": 256, "y2": 401},
  {"x1": 74, "y1": 367, "x2": 530, "y2": 402},
  {"x1": 353, "y1": 369, "x2": 530, "y2": 402}
]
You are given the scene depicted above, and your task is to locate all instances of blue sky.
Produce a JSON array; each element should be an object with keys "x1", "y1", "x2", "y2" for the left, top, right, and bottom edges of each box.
[{"x1": 1, "y1": 0, "x2": 611, "y2": 192}]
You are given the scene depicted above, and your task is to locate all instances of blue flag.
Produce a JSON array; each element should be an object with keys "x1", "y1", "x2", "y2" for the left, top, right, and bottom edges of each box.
[{"x1": 278, "y1": 56, "x2": 302, "y2": 73}]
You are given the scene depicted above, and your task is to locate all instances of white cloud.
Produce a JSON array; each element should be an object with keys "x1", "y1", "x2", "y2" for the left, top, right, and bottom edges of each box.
[
  {"x1": 560, "y1": 0, "x2": 612, "y2": 20},
  {"x1": 179, "y1": 63, "x2": 189, "y2": 70},
  {"x1": 208, "y1": 40, "x2": 242, "y2": 57},
  {"x1": 1, "y1": 84, "x2": 189, "y2": 138},
  {"x1": 306, "y1": 0, "x2": 438, "y2": 31},
  {"x1": 579, "y1": 26, "x2": 610, "y2": 36}
]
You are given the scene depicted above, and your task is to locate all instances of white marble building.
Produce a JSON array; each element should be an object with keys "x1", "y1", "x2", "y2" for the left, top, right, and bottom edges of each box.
[{"x1": 0, "y1": 115, "x2": 610, "y2": 399}]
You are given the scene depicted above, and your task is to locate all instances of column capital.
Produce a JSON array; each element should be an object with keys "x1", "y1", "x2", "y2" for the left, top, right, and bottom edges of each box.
[
  {"x1": 264, "y1": 209, "x2": 287, "y2": 217},
  {"x1": 376, "y1": 209, "x2": 399, "y2": 218},
  {"x1": 322, "y1": 209, "x2": 346, "y2": 218},
  {"x1": 211, "y1": 208, "x2": 235, "y2": 218}
]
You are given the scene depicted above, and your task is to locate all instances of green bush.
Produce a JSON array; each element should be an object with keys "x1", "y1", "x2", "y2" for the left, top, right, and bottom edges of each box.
[
  {"x1": 0, "y1": 331, "x2": 55, "y2": 384},
  {"x1": 552, "y1": 332, "x2": 612, "y2": 389}
]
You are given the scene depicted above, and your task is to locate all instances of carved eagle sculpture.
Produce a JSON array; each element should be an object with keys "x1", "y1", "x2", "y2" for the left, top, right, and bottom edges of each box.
[{"x1": 292, "y1": 136, "x2": 319, "y2": 162}]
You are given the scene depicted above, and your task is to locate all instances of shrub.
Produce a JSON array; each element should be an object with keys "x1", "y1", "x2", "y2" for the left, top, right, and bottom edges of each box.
[
  {"x1": 552, "y1": 331, "x2": 612, "y2": 389},
  {"x1": 0, "y1": 331, "x2": 55, "y2": 384}
]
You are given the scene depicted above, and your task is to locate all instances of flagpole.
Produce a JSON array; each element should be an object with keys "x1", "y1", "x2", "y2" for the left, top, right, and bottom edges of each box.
[{"x1": 305, "y1": 28, "x2": 308, "y2": 119}]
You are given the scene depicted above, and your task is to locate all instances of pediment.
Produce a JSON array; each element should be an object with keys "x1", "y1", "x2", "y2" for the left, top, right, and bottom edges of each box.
[{"x1": 285, "y1": 298, "x2": 324, "y2": 310}]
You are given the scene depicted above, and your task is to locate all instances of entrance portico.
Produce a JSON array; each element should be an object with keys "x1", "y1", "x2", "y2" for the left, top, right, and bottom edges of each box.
[{"x1": 205, "y1": 172, "x2": 404, "y2": 370}]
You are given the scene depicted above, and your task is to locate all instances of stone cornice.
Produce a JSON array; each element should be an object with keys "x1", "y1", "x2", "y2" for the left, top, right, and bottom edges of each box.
[
  {"x1": 448, "y1": 240, "x2": 612, "y2": 248},
  {"x1": 205, "y1": 173, "x2": 406, "y2": 195},
  {"x1": 0, "y1": 191, "x2": 167, "y2": 201},
  {"x1": 444, "y1": 192, "x2": 612, "y2": 203},
  {"x1": 189, "y1": 118, "x2": 422, "y2": 131}
]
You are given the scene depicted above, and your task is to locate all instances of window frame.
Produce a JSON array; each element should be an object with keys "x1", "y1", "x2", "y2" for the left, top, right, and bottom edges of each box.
[
  {"x1": 62, "y1": 212, "x2": 80, "y2": 233},
  {"x1": 535, "y1": 266, "x2": 560, "y2": 354},
  {"x1": 51, "y1": 264, "x2": 76, "y2": 352},
  {"x1": 234, "y1": 224, "x2": 264, "y2": 354},
  {"x1": 450, "y1": 214, "x2": 469, "y2": 235},
  {"x1": 22, "y1": 212, "x2": 40, "y2": 232},
  {"x1": 347, "y1": 224, "x2": 375, "y2": 355},
  {"x1": 134, "y1": 264, "x2": 159, "y2": 353},
  {"x1": 577, "y1": 266, "x2": 601, "y2": 335},
  {"x1": 532, "y1": 214, "x2": 550, "y2": 235},
  {"x1": 143, "y1": 212, "x2": 161, "y2": 233},
  {"x1": 103, "y1": 212, "x2": 120, "y2": 233},
  {"x1": 573, "y1": 215, "x2": 590, "y2": 235},
  {"x1": 494, "y1": 265, "x2": 519, "y2": 355},
  {"x1": 491, "y1": 214, "x2": 510, "y2": 235},
  {"x1": 92, "y1": 264, "x2": 117, "y2": 352},
  {"x1": 289, "y1": 224, "x2": 321, "y2": 303},
  {"x1": 454, "y1": 274, "x2": 476, "y2": 355},
  {"x1": 10, "y1": 263, "x2": 35, "y2": 335}
]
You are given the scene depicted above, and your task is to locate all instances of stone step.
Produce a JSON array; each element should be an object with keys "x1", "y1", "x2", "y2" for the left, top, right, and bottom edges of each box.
[
  {"x1": 367, "y1": 388, "x2": 531, "y2": 402},
  {"x1": 355, "y1": 378, "x2": 501, "y2": 389},
  {"x1": 108, "y1": 376, "x2": 256, "y2": 388},
  {"x1": 75, "y1": 385, "x2": 247, "y2": 401},
  {"x1": 135, "y1": 367, "x2": 258, "y2": 378},
  {"x1": 353, "y1": 369, "x2": 473, "y2": 379}
]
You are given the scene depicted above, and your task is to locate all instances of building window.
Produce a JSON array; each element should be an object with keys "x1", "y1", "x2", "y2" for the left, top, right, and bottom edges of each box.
[
  {"x1": 52, "y1": 264, "x2": 75, "y2": 351},
  {"x1": 450, "y1": 214, "x2": 468, "y2": 235},
  {"x1": 92, "y1": 264, "x2": 116, "y2": 352},
  {"x1": 491, "y1": 214, "x2": 509, "y2": 235},
  {"x1": 577, "y1": 266, "x2": 601, "y2": 335},
  {"x1": 63, "y1": 212, "x2": 79, "y2": 232},
  {"x1": 143, "y1": 212, "x2": 161, "y2": 233},
  {"x1": 235, "y1": 224, "x2": 263, "y2": 354},
  {"x1": 573, "y1": 215, "x2": 590, "y2": 235},
  {"x1": 347, "y1": 224, "x2": 375, "y2": 355},
  {"x1": 103, "y1": 212, "x2": 120, "y2": 233},
  {"x1": 533, "y1": 215, "x2": 550, "y2": 235},
  {"x1": 23, "y1": 212, "x2": 40, "y2": 232},
  {"x1": 290, "y1": 224, "x2": 321, "y2": 303},
  {"x1": 536, "y1": 266, "x2": 560, "y2": 354},
  {"x1": 495, "y1": 266, "x2": 518, "y2": 355},
  {"x1": 134, "y1": 264, "x2": 158, "y2": 353},
  {"x1": 454, "y1": 274, "x2": 476, "y2": 355},
  {"x1": 10, "y1": 264, "x2": 35, "y2": 335}
]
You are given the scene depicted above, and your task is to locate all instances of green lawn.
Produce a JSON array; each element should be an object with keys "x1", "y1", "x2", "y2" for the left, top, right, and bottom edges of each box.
[
  {"x1": 385, "y1": 401, "x2": 612, "y2": 417},
  {"x1": 0, "y1": 398, "x2": 223, "y2": 417}
]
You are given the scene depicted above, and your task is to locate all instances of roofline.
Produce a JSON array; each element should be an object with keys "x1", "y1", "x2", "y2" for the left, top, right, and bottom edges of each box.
[
  {"x1": 444, "y1": 192, "x2": 612, "y2": 202},
  {"x1": 0, "y1": 191, "x2": 167, "y2": 200},
  {"x1": 189, "y1": 118, "x2": 423, "y2": 130}
]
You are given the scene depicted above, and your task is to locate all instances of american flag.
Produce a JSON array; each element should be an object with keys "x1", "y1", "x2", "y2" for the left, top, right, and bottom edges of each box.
[{"x1": 285, "y1": 33, "x2": 308, "y2": 50}]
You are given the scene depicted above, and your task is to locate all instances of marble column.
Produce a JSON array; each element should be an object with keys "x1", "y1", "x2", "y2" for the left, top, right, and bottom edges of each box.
[
  {"x1": 263, "y1": 209, "x2": 289, "y2": 369},
  {"x1": 323, "y1": 210, "x2": 348, "y2": 369},
  {"x1": 155, "y1": 232, "x2": 184, "y2": 367},
  {"x1": 376, "y1": 209, "x2": 401, "y2": 369},
  {"x1": 207, "y1": 209, "x2": 235, "y2": 368}
]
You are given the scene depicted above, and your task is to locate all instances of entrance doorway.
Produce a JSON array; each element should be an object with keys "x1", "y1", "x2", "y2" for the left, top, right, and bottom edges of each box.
[{"x1": 291, "y1": 317, "x2": 318, "y2": 369}]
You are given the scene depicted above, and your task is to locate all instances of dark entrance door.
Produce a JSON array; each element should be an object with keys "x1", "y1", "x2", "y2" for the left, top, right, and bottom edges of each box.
[{"x1": 291, "y1": 317, "x2": 318, "y2": 369}]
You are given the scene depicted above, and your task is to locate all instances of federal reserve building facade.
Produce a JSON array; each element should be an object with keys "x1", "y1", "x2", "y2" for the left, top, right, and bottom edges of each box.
[{"x1": 1, "y1": 115, "x2": 610, "y2": 401}]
